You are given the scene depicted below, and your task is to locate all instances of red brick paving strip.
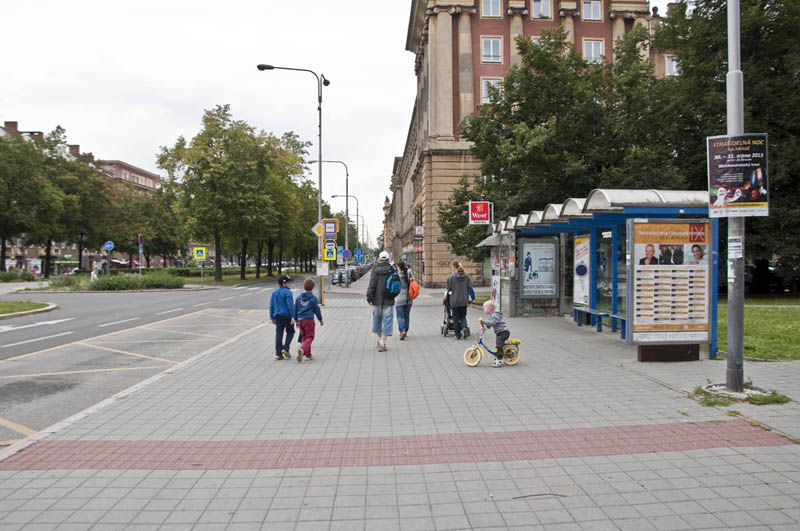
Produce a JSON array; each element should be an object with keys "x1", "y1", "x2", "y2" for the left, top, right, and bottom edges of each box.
[{"x1": 0, "y1": 420, "x2": 791, "y2": 470}]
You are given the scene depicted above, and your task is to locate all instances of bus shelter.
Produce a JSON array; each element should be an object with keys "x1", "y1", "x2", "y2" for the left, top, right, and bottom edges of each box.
[{"x1": 477, "y1": 189, "x2": 719, "y2": 360}]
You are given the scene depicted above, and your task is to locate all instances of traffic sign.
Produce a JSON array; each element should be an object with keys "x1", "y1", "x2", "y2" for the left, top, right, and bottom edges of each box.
[
  {"x1": 311, "y1": 222, "x2": 323, "y2": 237},
  {"x1": 324, "y1": 248, "x2": 336, "y2": 261},
  {"x1": 194, "y1": 247, "x2": 207, "y2": 260},
  {"x1": 342, "y1": 249, "x2": 352, "y2": 260},
  {"x1": 324, "y1": 240, "x2": 336, "y2": 251},
  {"x1": 138, "y1": 244, "x2": 144, "y2": 254},
  {"x1": 322, "y1": 218, "x2": 339, "y2": 234},
  {"x1": 104, "y1": 241, "x2": 114, "y2": 251},
  {"x1": 354, "y1": 248, "x2": 364, "y2": 263},
  {"x1": 138, "y1": 233, "x2": 144, "y2": 245}
]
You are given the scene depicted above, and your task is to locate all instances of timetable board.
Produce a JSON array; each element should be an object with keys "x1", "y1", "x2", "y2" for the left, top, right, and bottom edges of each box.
[{"x1": 627, "y1": 219, "x2": 712, "y2": 344}]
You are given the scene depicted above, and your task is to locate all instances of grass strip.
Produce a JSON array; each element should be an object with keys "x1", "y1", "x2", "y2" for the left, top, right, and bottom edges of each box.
[{"x1": 0, "y1": 301, "x2": 49, "y2": 315}]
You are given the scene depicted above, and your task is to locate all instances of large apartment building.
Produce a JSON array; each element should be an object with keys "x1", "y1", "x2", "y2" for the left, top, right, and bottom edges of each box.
[{"x1": 386, "y1": 0, "x2": 669, "y2": 287}]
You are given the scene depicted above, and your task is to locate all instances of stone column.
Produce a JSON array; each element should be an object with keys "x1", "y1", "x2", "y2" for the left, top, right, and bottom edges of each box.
[
  {"x1": 558, "y1": 2, "x2": 578, "y2": 44},
  {"x1": 430, "y1": 7, "x2": 454, "y2": 139},
  {"x1": 508, "y1": 5, "x2": 528, "y2": 67},
  {"x1": 457, "y1": 8, "x2": 475, "y2": 123},
  {"x1": 611, "y1": 13, "x2": 626, "y2": 63}
]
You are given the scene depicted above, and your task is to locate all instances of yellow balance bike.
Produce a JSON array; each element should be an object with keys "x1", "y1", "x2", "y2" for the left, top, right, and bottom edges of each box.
[{"x1": 464, "y1": 318, "x2": 521, "y2": 367}]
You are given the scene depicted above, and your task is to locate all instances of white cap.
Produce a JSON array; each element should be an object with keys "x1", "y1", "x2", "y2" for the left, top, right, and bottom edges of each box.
[{"x1": 379, "y1": 251, "x2": 390, "y2": 261}]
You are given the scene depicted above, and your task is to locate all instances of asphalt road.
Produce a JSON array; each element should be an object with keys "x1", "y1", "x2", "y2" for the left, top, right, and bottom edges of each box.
[{"x1": 0, "y1": 283, "x2": 279, "y2": 360}]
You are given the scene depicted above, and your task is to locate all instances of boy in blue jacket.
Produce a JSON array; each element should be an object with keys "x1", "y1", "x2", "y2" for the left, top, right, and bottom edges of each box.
[
  {"x1": 294, "y1": 277, "x2": 323, "y2": 363},
  {"x1": 269, "y1": 275, "x2": 294, "y2": 360}
]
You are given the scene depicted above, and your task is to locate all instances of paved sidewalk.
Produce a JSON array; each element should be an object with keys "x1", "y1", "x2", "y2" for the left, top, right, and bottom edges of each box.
[{"x1": 0, "y1": 272, "x2": 798, "y2": 530}]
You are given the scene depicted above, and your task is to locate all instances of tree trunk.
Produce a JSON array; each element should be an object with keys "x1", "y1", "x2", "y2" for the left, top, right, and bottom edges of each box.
[
  {"x1": 267, "y1": 240, "x2": 275, "y2": 277},
  {"x1": 44, "y1": 238, "x2": 53, "y2": 279},
  {"x1": 256, "y1": 240, "x2": 263, "y2": 279},
  {"x1": 214, "y1": 232, "x2": 222, "y2": 281},
  {"x1": 145, "y1": 253, "x2": 151, "y2": 268},
  {"x1": 239, "y1": 239, "x2": 248, "y2": 280},
  {"x1": 128, "y1": 252, "x2": 133, "y2": 270},
  {"x1": 77, "y1": 234, "x2": 84, "y2": 270},
  {"x1": 278, "y1": 241, "x2": 283, "y2": 275},
  {"x1": 0, "y1": 233, "x2": 7, "y2": 272}
]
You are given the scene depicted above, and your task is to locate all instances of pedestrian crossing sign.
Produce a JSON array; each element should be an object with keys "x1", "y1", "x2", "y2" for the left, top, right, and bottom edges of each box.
[
  {"x1": 324, "y1": 248, "x2": 336, "y2": 261},
  {"x1": 193, "y1": 247, "x2": 206, "y2": 260}
]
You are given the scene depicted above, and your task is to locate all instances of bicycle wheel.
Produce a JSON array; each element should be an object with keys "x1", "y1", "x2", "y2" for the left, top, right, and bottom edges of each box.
[
  {"x1": 464, "y1": 346, "x2": 482, "y2": 367},
  {"x1": 502, "y1": 345, "x2": 520, "y2": 365}
]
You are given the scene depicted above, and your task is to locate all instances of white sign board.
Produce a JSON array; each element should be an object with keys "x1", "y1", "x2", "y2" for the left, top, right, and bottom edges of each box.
[{"x1": 573, "y1": 235, "x2": 591, "y2": 307}]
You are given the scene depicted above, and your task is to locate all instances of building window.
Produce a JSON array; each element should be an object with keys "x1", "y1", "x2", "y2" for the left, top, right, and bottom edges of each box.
[
  {"x1": 482, "y1": 0, "x2": 501, "y2": 18},
  {"x1": 532, "y1": 0, "x2": 551, "y2": 19},
  {"x1": 482, "y1": 37, "x2": 502, "y2": 63},
  {"x1": 583, "y1": 0, "x2": 601, "y2": 21},
  {"x1": 666, "y1": 55, "x2": 680, "y2": 76},
  {"x1": 481, "y1": 78, "x2": 503, "y2": 104},
  {"x1": 583, "y1": 39, "x2": 604, "y2": 64},
  {"x1": 122, "y1": 170, "x2": 129, "y2": 180}
]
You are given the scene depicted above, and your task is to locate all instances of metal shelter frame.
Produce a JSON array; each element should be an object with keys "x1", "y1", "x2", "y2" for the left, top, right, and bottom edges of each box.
[{"x1": 482, "y1": 189, "x2": 720, "y2": 359}]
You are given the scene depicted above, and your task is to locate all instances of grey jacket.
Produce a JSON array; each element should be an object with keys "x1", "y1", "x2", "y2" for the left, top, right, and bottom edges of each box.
[
  {"x1": 482, "y1": 311, "x2": 508, "y2": 334},
  {"x1": 394, "y1": 269, "x2": 413, "y2": 307},
  {"x1": 446, "y1": 272, "x2": 473, "y2": 307},
  {"x1": 367, "y1": 261, "x2": 395, "y2": 307}
]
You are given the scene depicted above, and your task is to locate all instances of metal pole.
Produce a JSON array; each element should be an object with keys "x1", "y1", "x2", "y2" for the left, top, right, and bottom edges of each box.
[{"x1": 726, "y1": 0, "x2": 745, "y2": 392}]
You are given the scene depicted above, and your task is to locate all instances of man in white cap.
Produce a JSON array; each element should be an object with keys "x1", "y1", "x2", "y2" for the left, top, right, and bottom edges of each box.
[{"x1": 366, "y1": 251, "x2": 395, "y2": 351}]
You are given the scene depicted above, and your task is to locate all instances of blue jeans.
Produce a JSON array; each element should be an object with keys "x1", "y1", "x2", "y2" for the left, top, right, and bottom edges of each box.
[
  {"x1": 396, "y1": 304, "x2": 412, "y2": 333},
  {"x1": 274, "y1": 315, "x2": 295, "y2": 356},
  {"x1": 372, "y1": 305, "x2": 393, "y2": 336},
  {"x1": 452, "y1": 306, "x2": 468, "y2": 338}
]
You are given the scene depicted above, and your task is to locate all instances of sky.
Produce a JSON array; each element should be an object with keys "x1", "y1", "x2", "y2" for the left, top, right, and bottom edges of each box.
[{"x1": 2, "y1": 1, "x2": 673, "y2": 250}]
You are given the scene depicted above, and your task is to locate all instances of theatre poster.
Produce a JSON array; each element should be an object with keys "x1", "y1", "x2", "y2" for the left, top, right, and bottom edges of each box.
[{"x1": 627, "y1": 219, "x2": 711, "y2": 344}]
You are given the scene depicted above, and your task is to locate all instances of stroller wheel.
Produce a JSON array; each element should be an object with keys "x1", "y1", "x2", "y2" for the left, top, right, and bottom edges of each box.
[{"x1": 441, "y1": 324, "x2": 447, "y2": 336}]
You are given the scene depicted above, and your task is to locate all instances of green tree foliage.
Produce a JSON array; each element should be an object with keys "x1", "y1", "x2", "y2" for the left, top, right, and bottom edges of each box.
[
  {"x1": 653, "y1": 0, "x2": 800, "y2": 274},
  {"x1": 0, "y1": 135, "x2": 45, "y2": 272},
  {"x1": 445, "y1": 26, "x2": 684, "y2": 259}
]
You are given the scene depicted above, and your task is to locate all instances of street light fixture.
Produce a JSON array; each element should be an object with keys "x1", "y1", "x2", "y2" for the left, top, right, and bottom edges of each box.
[
  {"x1": 308, "y1": 160, "x2": 350, "y2": 275},
  {"x1": 257, "y1": 63, "x2": 329, "y2": 261},
  {"x1": 331, "y1": 193, "x2": 358, "y2": 249}
]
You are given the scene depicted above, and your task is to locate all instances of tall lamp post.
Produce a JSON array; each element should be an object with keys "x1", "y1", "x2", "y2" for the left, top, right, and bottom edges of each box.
[
  {"x1": 353, "y1": 213, "x2": 366, "y2": 248},
  {"x1": 256, "y1": 64, "x2": 329, "y2": 261},
  {"x1": 310, "y1": 160, "x2": 350, "y2": 273}
]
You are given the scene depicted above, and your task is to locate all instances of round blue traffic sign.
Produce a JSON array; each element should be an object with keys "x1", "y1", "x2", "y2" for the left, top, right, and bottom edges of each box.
[
  {"x1": 342, "y1": 249, "x2": 352, "y2": 260},
  {"x1": 104, "y1": 241, "x2": 114, "y2": 251}
]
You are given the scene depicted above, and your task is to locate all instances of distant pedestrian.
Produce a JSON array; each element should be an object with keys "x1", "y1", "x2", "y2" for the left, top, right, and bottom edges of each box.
[
  {"x1": 269, "y1": 275, "x2": 295, "y2": 360},
  {"x1": 446, "y1": 260, "x2": 474, "y2": 340},
  {"x1": 367, "y1": 251, "x2": 395, "y2": 352},
  {"x1": 294, "y1": 277, "x2": 323, "y2": 363},
  {"x1": 395, "y1": 261, "x2": 413, "y2": 340}
]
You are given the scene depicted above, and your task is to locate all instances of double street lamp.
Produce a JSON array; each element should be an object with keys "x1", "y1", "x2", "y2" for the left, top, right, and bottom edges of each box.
[
  {"x1": 256, "y1": 63, "x2": 329, "y2": 260},
  {"x1": 331, "y1": 193, "x2": 358, "y2": 250}
]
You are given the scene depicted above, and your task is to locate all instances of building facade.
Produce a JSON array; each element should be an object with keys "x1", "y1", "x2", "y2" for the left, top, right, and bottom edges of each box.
[{"x1": 386, "y1": 0, "x2": 667, "y2": 287}]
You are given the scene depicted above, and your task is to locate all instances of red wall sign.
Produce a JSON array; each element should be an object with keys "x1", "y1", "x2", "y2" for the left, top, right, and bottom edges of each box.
[{"x1": 468, "y1": 201, "x2": 492, "y2": 225}]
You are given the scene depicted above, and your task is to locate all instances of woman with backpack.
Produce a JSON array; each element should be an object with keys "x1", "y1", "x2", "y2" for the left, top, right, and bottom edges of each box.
[
  {"x1": 395, "y1": 260, "x2": 416, "y2": 340},
  {"x1": 366, "y1": 251, "x2": 396, "y2": 352}
]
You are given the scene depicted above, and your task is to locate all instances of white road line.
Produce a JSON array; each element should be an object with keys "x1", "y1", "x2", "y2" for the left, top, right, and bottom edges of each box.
[
  {"x1": 219, "y1": 297, "x2": 234, "y2": 301},
  {"x1": 238, "y1": 293, "x2": 252, "y2": 297},
  {"x1": 193, "y1": 301, "x2": 213, "y2": 307},
  {"x1": 232, "y1": 287, "x2": 246, "y2": 290},
  {"x1": 98, "y1": 317, "x2": 140, "y2": 328},
  {"x1": 155, "y1": 308, "x2": 184, "y2": 315},
  {"x1": 260, "y1": 288, "x2": 273, "y2": 291},
  {"x1": 2, "y1": 332, "x2": 74, "y2": 349},
  {"x1": 247, "y1": 287, "x2": 261, "y2": 291},
  {"x1": 0, "y1": 318, "x2": 76, "y2": 334}
]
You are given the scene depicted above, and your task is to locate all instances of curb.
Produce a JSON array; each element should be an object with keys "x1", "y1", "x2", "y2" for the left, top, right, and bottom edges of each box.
[
  {"x1": 0, "y1": 302, "x2": 58, "y2": 321},
  {"x1": 13, "y1": 287, "x2": 218, "y2": 294},
  {"x1": 0, "y1": 321, "x2": 267, "y2": 464}
]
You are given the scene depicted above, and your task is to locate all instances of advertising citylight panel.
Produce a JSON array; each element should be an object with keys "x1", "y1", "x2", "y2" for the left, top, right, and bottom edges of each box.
[
  {"x1": 468, "y1": 201, "x2": 492, "y2": 225},
  {"x1": 707, "y1": 133, "x2": 769, "y2": 218},
  {"x1": 627, "y1": 219, "x2": 712, "y2": 344}
]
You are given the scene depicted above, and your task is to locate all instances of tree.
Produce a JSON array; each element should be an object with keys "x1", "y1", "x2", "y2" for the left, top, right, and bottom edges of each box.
[
  {"x1": 0, "y1": 136, "x2": 45, "y2": 272},
  {"x1": 654, "y1": 0, "x2": 800, "y2": 280}
]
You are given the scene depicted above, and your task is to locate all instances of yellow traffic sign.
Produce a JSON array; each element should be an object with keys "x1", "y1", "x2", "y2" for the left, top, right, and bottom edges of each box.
[
  {"x1": 324, "y1": 248, "x2": 337, "y2": 261},
  {"x1": 193, "y1": 247, "x2": 207, "y2": 260},
  {"x1": 311, "y1": 222, "x2": 323, "y2": 237}
]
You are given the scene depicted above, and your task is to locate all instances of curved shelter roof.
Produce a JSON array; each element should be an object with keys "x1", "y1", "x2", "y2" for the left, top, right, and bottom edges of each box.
[
  {"x1": 561, "y1": 198, "x2": 589, "y2": 217},
  {"x1": 525, "y1": 211, "x2": 544, "y2": 226},
  {"x1": 542, "y1": 204, "x2": 564, "y2": 221},
  {"x1": 583, "y1": 189, "x2": 707, "y2": 212}
]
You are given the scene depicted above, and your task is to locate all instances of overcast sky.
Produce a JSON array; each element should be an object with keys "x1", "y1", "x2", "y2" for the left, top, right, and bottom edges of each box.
[{"x1": 2, "y1": 1, "x2": 672, "y2": 249}]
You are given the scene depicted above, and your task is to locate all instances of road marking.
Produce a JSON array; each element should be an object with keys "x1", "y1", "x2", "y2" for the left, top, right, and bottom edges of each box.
[
  {"x1": 0, "y1": 311, "x2": 205, "y2": 364},
  {"x1": 142, "y1": 327, "x2": 227, "y2": 339},
  {"x1": 0, "y1": 439, "x2": 24, "y2": 446},
  {"x1": 219, "y1": 297, "x2": 234, "y2": 301},
  {"x1": 155, "y1": 308, "x2": 184, "y2": 315},
  {"x1": 77, "y1": 342, "x2": 179, "y2": 364},
  {"x1": 204, "y1": 313, "x2": 261, "y2": 324},
  {"x1": 193, "y1": 301, "x2": 213, "y2": 307},
  {"x1": 238, "y1": 293, "x2": 252, "y2": 297},
  {"x1": 1, "y1": 332, "x2": 73, "y2": 349},
  {"x1": 98, "y1": 317, "x2": 140, "y2": 328},
  {"x1": 247, "y1": 287, "x2": 261, "y2": 291},
  {"x1": 0, "y1": 318, "x2": 75, "y2": 334},
  {"x1": 0, "y1": 416, "x2": 36, "y2": 436},
  {"x1": 232, "y1": 287, "x2": 247, "y2": 290},
  {"x1": 0, "y1": 366, "x2": 169, "y2": 380},
  {"x1": 260, "y1": 288, "x2": 272, "y2": 291}
]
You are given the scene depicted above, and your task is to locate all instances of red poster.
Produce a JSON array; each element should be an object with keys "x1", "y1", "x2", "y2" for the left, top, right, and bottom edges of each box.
[{"x1": 468, "y1": 201, "x2": 492, "y2": 225}]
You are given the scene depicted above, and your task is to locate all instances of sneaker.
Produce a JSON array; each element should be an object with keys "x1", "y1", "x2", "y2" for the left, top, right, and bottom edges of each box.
[
  {"x1": 306, "y1": 354, "x2": 313, "y2": 360},
  {"x1": 492, "y1": 358, "x2": 504, "y2": 367},
  {"x1": 274, "y1": 354, "x2": 284, "y2": 360},
  {"x1": 281, "y1": 349, "x2": 291, "y2": 360},
  {"x1": 378, "y1": 340, "x2": 387, "y2": 352},
  {"x1": 399, "y1": 331, "x2": 406, "y2": 340},
  {"x1": 297, "y1": 348, "x2": 304, "y2": 363}
]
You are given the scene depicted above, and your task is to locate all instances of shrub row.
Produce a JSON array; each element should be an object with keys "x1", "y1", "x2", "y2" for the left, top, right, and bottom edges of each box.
[
  {"x1": 0, "y1": 271, "x2": 36, "y2": 282},
  {"x1": 88, "y1": 272, "x2": 185, "y2": 291}
]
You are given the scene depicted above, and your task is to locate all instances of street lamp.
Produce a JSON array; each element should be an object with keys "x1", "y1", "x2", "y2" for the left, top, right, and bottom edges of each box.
[
  {"x1": 309, "y1": 159, "x2": 350, "y2": 269},
  {"x1": 257, "y1": 63, "x2": 329, "y2": 260},
  {"x1": 331, "y1": 193, "x2": 358, "y2": 249},
  {"x1": 353, "y1": 213, "x2": 366, "y2": 248}
]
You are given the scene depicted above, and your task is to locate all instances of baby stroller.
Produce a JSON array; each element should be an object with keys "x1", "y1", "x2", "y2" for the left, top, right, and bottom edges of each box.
[{"x1": 440, "y1": 289, "x2": 470, "y2": 338}]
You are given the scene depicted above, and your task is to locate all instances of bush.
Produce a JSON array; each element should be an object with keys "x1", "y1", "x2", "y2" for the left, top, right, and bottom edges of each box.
[
  {"x1": 89, "y1": 272, "x2": 185, "y2": 291},
  {"x1": 20, "y1": 272, "x2": 35, "y2": 281},
  {"x1": 0, "y1": 272, "x2": 18, "y2": 282},
  {"x1": 48, "y1": 275, "x2": 85, "y2": 289}
]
